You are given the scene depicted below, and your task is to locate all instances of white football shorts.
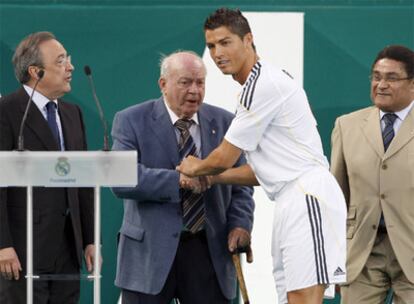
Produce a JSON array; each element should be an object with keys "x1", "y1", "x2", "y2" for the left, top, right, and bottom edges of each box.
[{"x1": 271, "y1": 167, "x2": 347, "y2": 304}]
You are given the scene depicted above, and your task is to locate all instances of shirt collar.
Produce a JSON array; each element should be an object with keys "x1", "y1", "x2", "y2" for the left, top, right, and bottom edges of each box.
[
  {"x1": 163, "y1": 98, "x2": 199, "y2": 125},
  {"x1": 23, "y1": 84, "x2": 58, "y2": 110},
  {"x1": 243, "y1": 60, "x2": 262, "y2": 86},
  {"x1": 379, "y1": 100, "x2": 414, "y2": 121}
]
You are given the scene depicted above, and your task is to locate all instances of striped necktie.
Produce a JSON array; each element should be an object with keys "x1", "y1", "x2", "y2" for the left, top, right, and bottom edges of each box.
[
  {"x1": 46, "y1": 101, "x2": 61, "y2": 150},
  {"x1": 175, "y1": 119, "x2": 205, "y2": 233},
  {"x1": 382, "y1": 113, "x2": 398, "y2": 152}
]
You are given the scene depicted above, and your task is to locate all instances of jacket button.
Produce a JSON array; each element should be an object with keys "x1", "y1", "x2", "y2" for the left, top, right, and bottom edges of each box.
[
  {"x1": 382, "y1": 164, "x2": 387, "y2": 170},
  {"x1": 372, "y1": 225, "x2": 376, "y2": 230},
  {"x1": 380, "y1": 194, "x2": 386, "y2": 199},
  {"x1": 172, "y1": 233, "x2": 179, "y2": 238}
]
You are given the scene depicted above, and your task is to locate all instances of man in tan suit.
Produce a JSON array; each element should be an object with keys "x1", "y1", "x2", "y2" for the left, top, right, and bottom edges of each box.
[{"x1": 331, "y1": 45, "x2": 414, "y2": 303}]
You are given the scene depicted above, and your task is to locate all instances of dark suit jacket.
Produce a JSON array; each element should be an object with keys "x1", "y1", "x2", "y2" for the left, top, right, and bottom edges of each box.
[
  {"x1": 111, "y1": 97, "x2": 254, "y2": 300},
  {"x1": 0, "y1": 87, "x2": 94, "y2": 271}
]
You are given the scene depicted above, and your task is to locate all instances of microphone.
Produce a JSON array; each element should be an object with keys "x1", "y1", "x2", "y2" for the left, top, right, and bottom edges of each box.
[
  {"x1": 83, "y1": 65, "x2": 109, "y2": 151},
  {"x1": 17, "y1": 70, "x2": 45, "y2": 151}
]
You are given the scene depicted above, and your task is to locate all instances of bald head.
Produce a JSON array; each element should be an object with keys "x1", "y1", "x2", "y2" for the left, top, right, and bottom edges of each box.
[
  {"x1": 159, "y1": 51, "x2": 206, "y2": 119},
  {"x1": 160, "y1": 51, "x2": 206, "y2": 78}
]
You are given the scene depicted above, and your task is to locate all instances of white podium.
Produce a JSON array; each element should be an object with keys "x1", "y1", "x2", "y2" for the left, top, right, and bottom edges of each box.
[{"x1": 0, "y1": 151, "x2": 137, "y2": 304}]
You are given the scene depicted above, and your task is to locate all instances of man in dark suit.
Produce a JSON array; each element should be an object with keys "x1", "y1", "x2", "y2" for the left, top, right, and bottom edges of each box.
[
  {"x1": 111, "y1": 51, "x2": 254, "y2": 304},
  {"x1": 0, "y1": 31, "x2": 96, "y2": 304}
]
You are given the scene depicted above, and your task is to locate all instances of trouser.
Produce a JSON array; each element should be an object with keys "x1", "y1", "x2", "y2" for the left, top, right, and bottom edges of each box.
[
  {"x1": 341, "y1": 233, "x2": 414, "y2": 304},
  {"x1": 0, "y1": 216, "x2": 80, "y2": 304},
  {"x1": 122, "y1": 230, "x2": 229, "y2": 304}
]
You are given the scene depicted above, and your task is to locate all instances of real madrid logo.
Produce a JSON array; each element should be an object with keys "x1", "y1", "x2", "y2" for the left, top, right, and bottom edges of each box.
[{"x1": 55, "y1": 157, "x2": 70, "y2": 176}]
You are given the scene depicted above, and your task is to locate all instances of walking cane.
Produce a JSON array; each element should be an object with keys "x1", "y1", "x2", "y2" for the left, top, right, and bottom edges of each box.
[{"x1": 231, "y1": 246, "x2": 250, "y2": 304}]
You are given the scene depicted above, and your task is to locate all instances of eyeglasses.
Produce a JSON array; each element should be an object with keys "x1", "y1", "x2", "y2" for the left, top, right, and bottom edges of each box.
[
  {"x1": 369, "y1": 73, "x2": 412, "y2": 83},
  {"x1": 56, "y1": 55, "x2": 71, "y2": 67}
]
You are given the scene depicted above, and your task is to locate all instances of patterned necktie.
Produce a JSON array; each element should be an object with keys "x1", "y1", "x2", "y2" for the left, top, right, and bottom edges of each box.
[
  {"x1": 175, "y1": 119, "x2": 205, "y2": 233},
  {"x1": 382, "y1": 113, "x2": 398, "y2": 152},
  {"x1": 46, "y1": 101, "x2": 61, "y2": 150}
]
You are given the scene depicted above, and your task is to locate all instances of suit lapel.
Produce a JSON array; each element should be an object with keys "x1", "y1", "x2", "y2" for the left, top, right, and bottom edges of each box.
[
  {"x1": 361, "y1": 107, "x2": 384, "y2": 158},
  {"x1": 17, "y1": 89, "x2": 58, "y2": 150},
  {"x1": 150, "y1": 98, "x2": 180, "y2": 166},
  {"x1": 198, "y1": 106, "x2": 219, "y2": 224},
  {"x1": 58, "y1": 101, "x2": 74, "y2": 150},
  {"x1": 198, "y1": 105, "x2": 218, "y2": 158},
  {"x1": 384, "y1": 107, "x2": 414, "y2": 160}
]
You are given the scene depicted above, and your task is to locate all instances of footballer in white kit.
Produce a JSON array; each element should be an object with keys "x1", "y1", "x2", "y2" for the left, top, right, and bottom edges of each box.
[
  {"x1": 226, "y1": 60, "x2": 347, "y2": 302},
  {"x1": 178, "y1": 8, "x2": 346, "y2": 304}
]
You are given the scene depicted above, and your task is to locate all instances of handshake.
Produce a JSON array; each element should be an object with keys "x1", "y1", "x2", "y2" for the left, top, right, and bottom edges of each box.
[
  {"x1": 177, "y1": 155, "x2": 213, "y2": 193},
  {"x1": 179, "y1": 174, "x2": 212, "y2": 193},
  {"x1": 177, "y1": 155, "x2": 210, "y2": 193}
]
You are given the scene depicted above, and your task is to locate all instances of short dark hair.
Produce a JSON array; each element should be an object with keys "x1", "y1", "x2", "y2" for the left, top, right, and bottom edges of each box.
[
  {"x1": 372, "y1": 45, "x2": 414, "y2": 78},
  {"x1": 204, "y1": 8, "x2": 252, "y2": 40},
  {"x1": 12, "y1": 31, "x2": 55, "y2": 84}
]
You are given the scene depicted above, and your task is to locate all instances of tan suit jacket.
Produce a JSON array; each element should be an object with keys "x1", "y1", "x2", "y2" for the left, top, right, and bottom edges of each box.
[{"x1": 331, "y1": 105, "x2": 414, "y2": 284}]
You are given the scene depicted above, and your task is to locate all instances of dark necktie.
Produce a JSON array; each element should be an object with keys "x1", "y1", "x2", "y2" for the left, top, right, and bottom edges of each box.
[
  {"x1": 382, "y1": 113, "x2": 398, "y2": 152},
  {"x1": 46, "y1": 101, "x2": 61, "y2": 150},
  {"x1": 379, "y1": 113, "x2": 398, "y2": 229},
  {"x1": 175, "y1": 119, "x2": 205, "y2": 233}
]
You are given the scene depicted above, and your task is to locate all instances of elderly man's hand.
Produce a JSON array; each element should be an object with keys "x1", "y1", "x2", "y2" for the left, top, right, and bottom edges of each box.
[
  {"x1": 228, "y1": 228, "x2": 253, "y2": 263},
  {"x1": 180, "y1": 174, "x2": 211, "y2": 193},
  {"x1": 0, "y1": 247, "x2": 22, "y2": 280}
]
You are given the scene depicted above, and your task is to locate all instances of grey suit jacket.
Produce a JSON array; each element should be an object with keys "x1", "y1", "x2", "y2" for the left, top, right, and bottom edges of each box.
[
  {"x1": 331, "y1": 105, "x2": 414, "y2": 284},
  {"x1": 111, "y1": 98, "x2": 254, "y2": 299}
]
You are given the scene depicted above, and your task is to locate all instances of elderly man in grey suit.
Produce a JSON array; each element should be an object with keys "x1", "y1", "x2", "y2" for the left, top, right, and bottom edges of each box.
[
  {"x1": 111, "y1": 51, "x2": 254, "y2": 304},
  {"x1": 331, "y1": 45, "x2": 414, "y2": 303}
]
